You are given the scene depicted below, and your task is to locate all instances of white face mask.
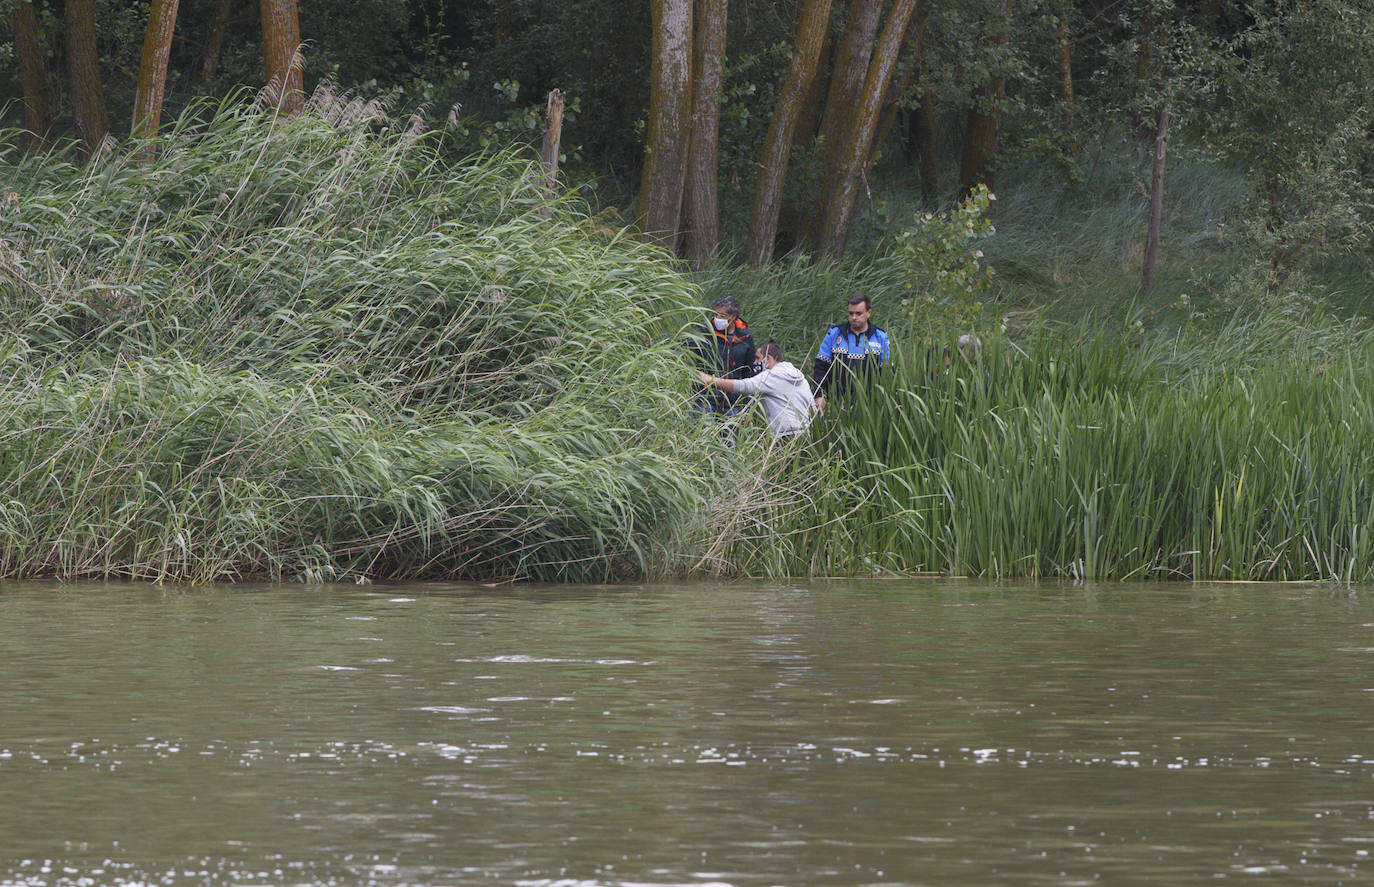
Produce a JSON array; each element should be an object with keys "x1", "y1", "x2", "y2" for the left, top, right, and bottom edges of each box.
[{"x1": 712, "y1": 316, "x2": 730, "y2": 332}]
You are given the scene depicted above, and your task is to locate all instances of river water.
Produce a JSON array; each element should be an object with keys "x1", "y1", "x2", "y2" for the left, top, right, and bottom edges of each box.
[{"x1": 2, "y1": 579, "x2": 1372, "y2": 886}]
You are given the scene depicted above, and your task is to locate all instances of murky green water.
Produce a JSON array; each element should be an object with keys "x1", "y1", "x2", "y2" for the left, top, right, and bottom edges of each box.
[{"x1": 2, "y1": 580, "x2": 1373, "y2": 886}]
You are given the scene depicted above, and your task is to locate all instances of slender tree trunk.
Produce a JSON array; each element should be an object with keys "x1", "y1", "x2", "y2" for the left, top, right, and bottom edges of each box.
[
  {"x1": 817, "y1": 0, "x2": 918, "y2": 258},
  {"x1": 681, "y1": 0, "x2": 726, "y2": 269},
  {"x1": 1265, "y1": 190, "x2": 1296, "y2": 299},
  {"x1": 775, "y1": 24, "x2": 832, "y2": 256},
  {"x1": 1057, "y1": 11, "x2": 1078, "y2": 159},
  {"x1": 913, "y1": 88, "x2": 937, "y2": 200},
  {"x1": 958, "y1": 0, "x2": 1013, "y2": 194},
  {"x1": 539, "y1": 88, "x2": 565, "y2": 196},
  {"x1": 11, "y1": 0, "x2": 50, "y2": 153},
  {"x1": 744, "y1": 0, "x2": 833, "y2": 267},
  {"x1": 260, "y1": 0, "x2": 303, "y2": 117},
  {"x1": 869, "y1": 12, "x2": 924, "y2": 171},
  {"x1": 200, "y1": 0, "x2": 232, "y2": 81},
  {"x1": 816, "y1": 0, "x2": 883, "y2": 175},
  {"x1": 65, "y1": 0, "x2": 109, "y2": 162},
  {"x1": 1142, "y1": 103, "x2": 1170, "y2": 290},
  {"x1": 132, "y1": 0, "x2": 181, "y2": 143},
  {"x1": 803, "y1": 0, "x2": 882, "y2": 251},
  {"x1": 637, "y1": 0, "x2": 693, "y2": 249}
]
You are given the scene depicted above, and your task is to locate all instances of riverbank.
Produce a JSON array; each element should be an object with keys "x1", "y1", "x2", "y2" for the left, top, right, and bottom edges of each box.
[
  {"x1": 0, "y1": 94, "x2": 717, "y2": 582},
  {"x1": 2, "y1": 94, "x2": 1372, "y2": 583}
]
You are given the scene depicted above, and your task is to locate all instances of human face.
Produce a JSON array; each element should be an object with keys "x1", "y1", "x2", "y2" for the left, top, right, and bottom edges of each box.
[
  {"x1": 847, "y1": 302, "x2": 871, "y2": 334},
  {"x1": 756, "y1": 348, "x2": 776, "y2": 370},
  {"x1": 711, "y1": 309, "x2": 737, "y2": 333}
]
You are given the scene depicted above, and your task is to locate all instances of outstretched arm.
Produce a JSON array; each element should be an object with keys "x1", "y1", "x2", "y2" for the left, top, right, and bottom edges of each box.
[
  {"x1": 698, "y1": 370, "x2": 765, "y2": 397},
  {"x1": 697, "y1": 370, "x2": 736, "y2": 394}
]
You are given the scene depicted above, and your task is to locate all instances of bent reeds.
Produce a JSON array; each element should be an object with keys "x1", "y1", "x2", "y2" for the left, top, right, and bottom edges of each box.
[
  {"x1": 0, "y1": 93, "x2": 715, "y2": 582},
  {"x1": 4, "y1": 92, "x2": 1374, "y2": 583}
]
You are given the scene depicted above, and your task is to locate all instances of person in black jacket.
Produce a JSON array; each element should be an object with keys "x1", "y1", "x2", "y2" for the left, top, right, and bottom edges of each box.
[{"x1": 694, "y1": 295, "x2": 756, "y2": 418}]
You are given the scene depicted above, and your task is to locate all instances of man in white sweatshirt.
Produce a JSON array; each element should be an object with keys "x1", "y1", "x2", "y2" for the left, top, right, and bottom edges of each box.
[{"x1": 697, "y1": 340, "x2": 816, "y2": 438}]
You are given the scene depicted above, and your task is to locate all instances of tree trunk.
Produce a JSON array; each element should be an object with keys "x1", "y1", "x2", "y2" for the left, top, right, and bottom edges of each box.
[
  {"x1": 869, "y1": 11, "x2": 925, "y2": 172},
  {"x1": 775, "y1": 24, "x2": 832, "y2": 256},
  {"x1": 11, "y1": 0, "x2": 50, "y2": 153},
  {"x1": 539, "y1": 88, "x2": 565, "y2": 196},
  {"x1": 681, "y1": 0, "x2": 726, "y2": 269},
  {"x1": 1141, "y1": 103, "x2": 1170, "y2": 291},
  {"x1": 1057, "y1": 10, "x2": 1078, "y2": 159},
  {"x1": 200, "y1": 0, "x2": 232, "y2": 81},
  {"x1": 637, "y1": 0, "x2": 693, "y2": 249},
  {"x1": 744, "y1": 0, "x2": 834, "y2": 268},
  {"x1": 65, "y1": 0, "x2": 109, "y2": 162},
  {"x1": 912, "y1": 88, "x2": 938, "y2": 201},
  {"x1": 132, "y1": 0, "x2": 182, "y2": 143},
  {"x1": 260, "y1": 0, "x2": 303, "y2": 117},
  {"x1": 816, "y1": 0, "x2": 918, "y2": 258},
  {"x1": 803, "y1": 0, "x2": 882, "y2": 251},
  {"x1": 958, "y1": 0, "x2": 1013, "y2": 195}
]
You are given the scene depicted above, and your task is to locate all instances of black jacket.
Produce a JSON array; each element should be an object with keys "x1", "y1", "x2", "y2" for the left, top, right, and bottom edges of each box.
[{"x1": 695, "y1": 317, "x2": 756, "y2": 412}]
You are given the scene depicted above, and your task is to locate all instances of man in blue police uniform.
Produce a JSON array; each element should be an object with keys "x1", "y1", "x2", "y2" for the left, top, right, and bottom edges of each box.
[{"x1": 812, "y1": 293, "x2": 891, "y2": 412}]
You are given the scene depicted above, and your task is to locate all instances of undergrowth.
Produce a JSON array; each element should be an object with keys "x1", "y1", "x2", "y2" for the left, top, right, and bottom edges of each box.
[{"x1": 3, "y1": 91, "x2": 1373, "y2": 583}]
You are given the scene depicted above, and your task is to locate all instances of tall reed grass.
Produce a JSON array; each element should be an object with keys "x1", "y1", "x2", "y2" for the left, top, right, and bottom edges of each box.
[
  {"x1": 760, "y1": 325, "x2": 1374, "y2": 581},
  {"x1": 0, "y1": 89, "x2": 723, "y2": 582},
  {"x1": 4, "y1": 90, "x2": 1373, "y2": 584}
]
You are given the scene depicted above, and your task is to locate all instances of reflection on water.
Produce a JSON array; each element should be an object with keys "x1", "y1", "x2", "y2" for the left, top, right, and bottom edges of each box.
[{"x1": 2, "y1": 580, "x2": 1373, "y2": 886}]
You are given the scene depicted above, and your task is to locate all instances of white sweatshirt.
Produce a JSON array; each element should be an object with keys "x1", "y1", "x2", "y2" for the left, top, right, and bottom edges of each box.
[{"x1": 728, "y1": 360, "x2": 817, "y2": 437}]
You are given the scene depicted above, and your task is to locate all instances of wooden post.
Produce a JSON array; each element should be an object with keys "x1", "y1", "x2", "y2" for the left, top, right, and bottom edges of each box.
[{"x1": 540, "y1": 89, "x2": 565, "y2": 196}]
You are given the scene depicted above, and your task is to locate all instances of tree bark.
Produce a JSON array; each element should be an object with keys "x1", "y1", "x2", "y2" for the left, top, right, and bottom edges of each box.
[
  {"x1": 132, "y1": 0, "x2": 182, "y2": 143},
  {"x1": 1141, "y1": 103, "x2": 1170, "y2": 291},
  {"x1": 744, "y1": 0, "x2": 834, "y2": 268},
  {"x1": 637, "y1": 0, "x2": 693, "y2": 249},
  {"x1": 200, "y1": 0, "x2": 232, "y2": 81},
  {"x1": 775, "y1": 23, "x2": 833, "y2": 257},
  {"x1": 65, "y1": 0, "x2": 109, "y2": 162},
  {"x1": 870, "y1": 11, "x2": 925, "y2": 172},
  {"x1": 260, "y1": 0, "x2": 303, "y2": 117},
  {"x1": 681, "y1": 0, "x2": 726, "y2": 269},
  {"x1": 11, "y1": 0, "x2": 50, "y2": 153},
  {"x1": 539, "y1": 88, "x2": 565, "y2": 196},
  {"x1": 958, "y1": 0, "x2": 1014, "y2": 195},
  {"x1": 816, "y1": 0, "x2": 918, "y2": 258},
  {"x1": 803, "y1": 0, "x2": 882, "y2": 251}
]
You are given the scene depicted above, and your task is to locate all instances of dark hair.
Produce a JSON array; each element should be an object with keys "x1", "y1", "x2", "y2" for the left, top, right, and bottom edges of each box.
[
  {"x1": 847, "y1": 293, "x2": 872, "y2": 310},
  {"x1": 710, "y1": 295, "x2": 742, "y2": 316},
  {"x1": 759, "y1": 340, "x2": 783, "y2": 362}
]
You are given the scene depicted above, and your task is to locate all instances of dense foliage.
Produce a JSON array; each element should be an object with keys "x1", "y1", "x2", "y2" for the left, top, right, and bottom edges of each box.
[
  {"x1": 0, "y1": 94, "x2": 721, "y2": 582},
  {"x1": 774, "y1": 327, "x2": 1374, "y2": 581},
  {"x1": 4, "y1": 2, "x2": 1374, "y2": 583}
]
